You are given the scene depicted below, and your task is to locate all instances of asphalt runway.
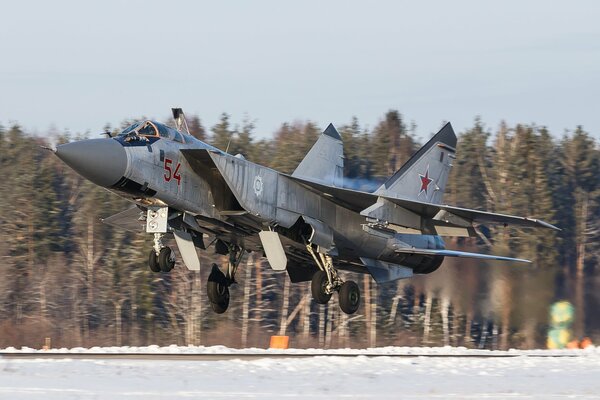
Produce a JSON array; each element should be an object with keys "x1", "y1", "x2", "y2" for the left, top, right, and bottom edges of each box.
[{"x1": 0, "y1": 352, "x2": 582, "y2": 360}]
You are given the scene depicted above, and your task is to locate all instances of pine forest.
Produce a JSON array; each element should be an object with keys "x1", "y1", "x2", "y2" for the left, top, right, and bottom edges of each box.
[{"x1": 0, "y1": 110, "x2": 598, "y2": 350}]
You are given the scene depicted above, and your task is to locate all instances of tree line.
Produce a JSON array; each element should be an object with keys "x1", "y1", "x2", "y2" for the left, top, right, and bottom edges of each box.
[{"x1": 0, "y1": 110, "x2": 597, "y2": 349}]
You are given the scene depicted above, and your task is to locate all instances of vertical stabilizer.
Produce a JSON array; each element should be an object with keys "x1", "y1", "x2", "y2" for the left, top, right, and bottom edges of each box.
[
  {"x1": 375, "y1": 123, "x2": 456, "y2": 204},
  {"x1": 292, "y1": 123, "x2": 344, "y2": 186}
]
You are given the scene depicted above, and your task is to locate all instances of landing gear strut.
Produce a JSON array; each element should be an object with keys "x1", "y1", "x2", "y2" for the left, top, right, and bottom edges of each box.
[
  {"x1": 307, "y1": 244, "x2": 360, "y2": 315},
  {"x1": 148, "y1": 233, "x2": 175, "y2": 273},
  {"x1": 207, "y1": 244, "x2": 243, "y2": 313}
]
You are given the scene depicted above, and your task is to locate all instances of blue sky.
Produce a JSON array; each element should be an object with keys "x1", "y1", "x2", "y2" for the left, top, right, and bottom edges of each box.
[{"x1": 1, "y1": 0, "x2": 599, "y2": 141}]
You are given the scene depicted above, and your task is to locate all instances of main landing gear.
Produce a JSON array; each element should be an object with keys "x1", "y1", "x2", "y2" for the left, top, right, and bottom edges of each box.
[
  {"x1": 148, "y1": 233, "x2": 175, "y2": 273},
  {"x1": 145, "y1": 225, "x2": 243, "y2": 314},
  {"x1": 306, "y1": 244, "x2": 360, "y2": 315},
  {"x1": 206, "y1": 245, "x2": 243, "y2": 314}
]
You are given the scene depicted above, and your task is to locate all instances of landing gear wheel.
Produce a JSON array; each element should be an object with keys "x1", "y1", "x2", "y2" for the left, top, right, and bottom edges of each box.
[
  {"x1": 158, "y1": 247, "x2": 175, "y2": 272},
  {"x1": 339, "y1": 280, "x2": 360, "y2": 315},
  {"x1": 311, "y1": 270, "x2": 332, "y2": 304},
  {"x1": 207, "y1": 264, "x2": 230, "y2": 314},
  {"x1": 148, "y1": 250, "x2": 160, "y2": 273}
]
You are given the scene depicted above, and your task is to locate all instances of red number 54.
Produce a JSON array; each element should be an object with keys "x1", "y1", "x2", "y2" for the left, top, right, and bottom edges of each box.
[{"x1": 164, "y1": 158, "x2": 182, "y2": 185}]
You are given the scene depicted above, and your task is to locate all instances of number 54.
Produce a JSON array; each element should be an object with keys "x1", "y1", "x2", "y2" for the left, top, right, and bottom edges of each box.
[{"x1": 164, "y1": 158, "x2": 182, "y2": 185}]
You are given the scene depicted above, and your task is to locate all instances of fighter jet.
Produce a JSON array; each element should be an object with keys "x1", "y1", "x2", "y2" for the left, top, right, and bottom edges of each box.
[{"x1": 54, "y1": 108, "x2": 558, "y2": 315}]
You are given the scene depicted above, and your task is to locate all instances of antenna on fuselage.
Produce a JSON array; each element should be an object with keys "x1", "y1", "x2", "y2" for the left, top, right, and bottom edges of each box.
[{"x1": 172, "y1": 107, "x2": 191, "y2": 135}]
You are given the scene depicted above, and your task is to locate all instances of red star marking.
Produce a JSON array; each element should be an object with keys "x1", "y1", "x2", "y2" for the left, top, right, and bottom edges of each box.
[{"x1": 419, "y1": 168, "x2": 433, "y2": 195}]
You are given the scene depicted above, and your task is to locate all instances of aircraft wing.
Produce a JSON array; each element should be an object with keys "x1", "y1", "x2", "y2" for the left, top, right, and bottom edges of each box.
[
  {"x1": 287, "y1": 175, "x2": 559, "y2": 232},
  {"x1": 286, "y1": 175, "x2": 383, "y2": 211},
  {"x1": 393, "y1": 247, "x2": 531, "y2": 263}
]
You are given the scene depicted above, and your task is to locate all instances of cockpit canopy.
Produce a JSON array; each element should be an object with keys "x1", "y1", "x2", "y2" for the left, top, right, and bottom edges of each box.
[{"x1": 120, "y1": 120, "x2": 185, "y2": 143}]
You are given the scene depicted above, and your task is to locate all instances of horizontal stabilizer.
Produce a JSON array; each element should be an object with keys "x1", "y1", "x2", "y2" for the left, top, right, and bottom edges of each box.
[
  {"x1": 430, "y1": 204, "x2": 559, "y2": 231},
  {"x1": 382, "y1": 197, "x2": 560, "y2": 233},
  {"x1": 394, "y1": 247, "x2": 531, "y2": 263}
]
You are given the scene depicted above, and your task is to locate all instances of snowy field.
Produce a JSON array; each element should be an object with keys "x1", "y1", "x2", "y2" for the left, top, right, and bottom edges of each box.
[{"x1": 1, "y1": 346, "x2": 599, "y2": 399}]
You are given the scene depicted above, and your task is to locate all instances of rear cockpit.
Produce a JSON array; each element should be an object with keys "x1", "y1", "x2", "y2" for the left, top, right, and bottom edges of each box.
[{"x1": 119, "y1": 120, "x2": 186, "y2": 143}]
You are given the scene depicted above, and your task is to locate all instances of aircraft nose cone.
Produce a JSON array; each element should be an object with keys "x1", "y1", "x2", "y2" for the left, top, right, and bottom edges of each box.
[{"x1": 55, "y1": 138, "x2": 127, "y2": 187}]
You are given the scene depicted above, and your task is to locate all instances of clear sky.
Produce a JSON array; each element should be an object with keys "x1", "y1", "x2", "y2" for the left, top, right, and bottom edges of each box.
[{"x1": 1, "y1": 0, "x2": 599, "y2": 141}]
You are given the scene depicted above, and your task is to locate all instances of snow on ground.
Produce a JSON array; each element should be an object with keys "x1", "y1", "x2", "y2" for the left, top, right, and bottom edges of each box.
[
  {"x1": 0, "y1": 346, "x2": 599, "y2": 399},
  {"x1": 3, "y1": 344, "x2": 600, "y2": 356}
]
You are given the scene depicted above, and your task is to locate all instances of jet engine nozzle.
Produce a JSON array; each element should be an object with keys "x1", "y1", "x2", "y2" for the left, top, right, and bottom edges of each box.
[{"x1": 55, "y1": 138, "x2": 127, "y2": 187}]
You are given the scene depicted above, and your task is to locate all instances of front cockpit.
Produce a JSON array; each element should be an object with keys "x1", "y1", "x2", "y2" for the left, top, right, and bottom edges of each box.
[{"x1": 118, "y1": 120, "x2": 187, "y2": 143}]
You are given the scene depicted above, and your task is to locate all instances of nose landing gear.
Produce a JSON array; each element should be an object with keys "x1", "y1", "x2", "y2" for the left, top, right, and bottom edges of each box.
[
  {"x1": 148, "y1": 250, "x2": 160, "y2": 273},
  {"x1": 158, "y1": 247, "x2": 175, "y2": 272},
  {"x1": 147, "y1": 233, "x2": 175, "y2": 273}
]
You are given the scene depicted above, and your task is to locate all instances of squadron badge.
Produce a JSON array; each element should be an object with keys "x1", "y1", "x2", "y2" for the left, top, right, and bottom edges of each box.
[{"x1": 253, "y1": 175, "x2": 263, "y2": 197}]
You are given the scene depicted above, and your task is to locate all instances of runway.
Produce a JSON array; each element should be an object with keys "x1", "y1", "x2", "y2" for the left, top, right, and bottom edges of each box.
[
  {"x1": 1, "y1": 346, "x2": 598, "y2": 399},
  {"x1": 0, "y1": 351, "x2": 584, "y2": 360}
]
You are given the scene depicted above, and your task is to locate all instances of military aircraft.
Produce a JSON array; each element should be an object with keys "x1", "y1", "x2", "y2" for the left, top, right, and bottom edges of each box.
[{"x1": 53, "y1": 108, "x2": 558, "y2": 315}]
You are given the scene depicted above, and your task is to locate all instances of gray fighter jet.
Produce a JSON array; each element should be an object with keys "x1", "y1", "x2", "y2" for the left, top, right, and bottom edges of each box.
[{"x1": 54, "y1": 108, "x2": 558, "y2": 315}]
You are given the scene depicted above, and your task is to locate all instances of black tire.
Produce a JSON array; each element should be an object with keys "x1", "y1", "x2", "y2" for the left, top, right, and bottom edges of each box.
[
  {"x1": 207, "y1": 264, "x2": 230, "y2": 313},
  {"x1": 210, "y1": 298, "x2": 229, "y2": 314},
  {"x1": 339, "y1": 280, "x2": 360, "y2": 315},
  {"x1": 148, "y1": 250, "x2": 160, "y2": 273},
  {"x1": 158, "y1": 247, "x2": 175, "y2": 272},
  {"x1": 311, "y1": 270, "x2": 332, "y2": 304}
]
